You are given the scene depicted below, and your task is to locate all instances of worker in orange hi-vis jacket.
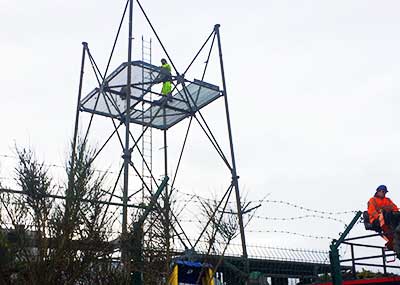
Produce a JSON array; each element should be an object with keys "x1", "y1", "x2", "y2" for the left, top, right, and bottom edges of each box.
[{"x1": 368, "y1": 185, "x2": 399, "y2": 249}]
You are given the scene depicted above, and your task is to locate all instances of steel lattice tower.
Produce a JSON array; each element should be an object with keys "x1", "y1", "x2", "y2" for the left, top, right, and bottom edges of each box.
[{"x1": 71, "y1": 0, "x2": 250, "y2": 283}]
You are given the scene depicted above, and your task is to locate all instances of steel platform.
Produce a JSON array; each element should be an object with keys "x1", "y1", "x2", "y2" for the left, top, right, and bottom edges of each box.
[{"x1": 80, "y1": 60, "x2": 222, "y2": 130}]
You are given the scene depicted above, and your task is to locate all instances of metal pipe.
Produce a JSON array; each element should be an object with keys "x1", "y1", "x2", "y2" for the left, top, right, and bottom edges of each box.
[
  {"x1": 121, "y1": 0, "x2": 133, "y2": 270},
  {"x1": 341, "y1": 241, "x2": 384, "y2": 249},
  {"x1": 0, "y1": 188, "x2": 146, "y2": 209},
  {"x1": 69, "y1": 42, "x2": 87, "y2": 196},
  {"x1": 382, "y1": 248, "x2": 387, "y2": 275},
  {"x1": 163, "y1": 106, "x2": 171, "y2": 274},
  {"x1": 183, "y1": 29, "x2": 215, "y2": 75},
  {"x1": 132, "y1": 176, "x2": 169, "y2": 285},
  {"x1": 193, "y1": 184, "x2": 233, "y2": 249},
  {"x1": 104, "y1": 0, "x2": 130, "y2": 78},
  {"x1": 344, "y1": 233, "x2": 382, "y2": 241},
  {"x1": 332, "y1": 211, "x2": 362, "y2": 251},
  {"x1": 214, "y1": 23, "x2": 249, "y2": 280},
  {"x1": 350, "y1": 245, "x2": 356, "y2": 278},
  {"x1": 170, "y1": 117, "x2": 192, "y2": 191},
  {"x1": 136, "y1": 176, "x2": 169, "y2": 227},
  {"x1": 329, "y1": 211, "x2": 362, "y2": 285},
  {"x1": 354, "y1": 262, "x2": 399, "y2": 269},
  {"x1": 135, "y1": 0, "x2": 178, "y2": 74},
  {"x1": 341, "y1": 253, "x2": 397, "y2": 262}
]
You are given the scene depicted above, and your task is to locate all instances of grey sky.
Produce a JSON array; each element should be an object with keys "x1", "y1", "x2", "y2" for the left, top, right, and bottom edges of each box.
[{"x1": 2, "y1": 0, "x2": 400, "y2": 255}]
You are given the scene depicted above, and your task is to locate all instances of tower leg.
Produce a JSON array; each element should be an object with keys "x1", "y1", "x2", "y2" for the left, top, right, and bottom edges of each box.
[
  {"x1": 68, "y1": 42, "x2": 88, "y2": 215},
  {"x1": 214, "y1": 24, "x2": 249, "y2": 282},
  {"x1": 122, "y1": 0, "x2": 134, "y2": 273}
]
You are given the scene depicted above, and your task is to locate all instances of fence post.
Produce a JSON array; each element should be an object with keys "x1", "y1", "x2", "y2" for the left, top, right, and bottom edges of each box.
[
  {"x1": 329, "y1": 211, "x2": 362, "y2": 285},
  {"x1": 350, "y1": 245, "x2": 356, "y2": 278},
  {"x1": 382, "y1": 248, "x2": 387, "y2": 275}
]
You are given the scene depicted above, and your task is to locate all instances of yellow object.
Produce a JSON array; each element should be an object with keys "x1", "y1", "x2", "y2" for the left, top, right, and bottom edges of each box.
[
  {"x1": 203, "y1": 268, "x2": 214, "y2": 285},
  {"x1": 160, "y1": 63, "x2": 172, "y2": 95},
  {"x1": 167, "y1": 263, "x2": 214, "y2": 285},
  {"x1": 167, "y1": 264, "x2": 178, "y2": 285},
  {"x1": 162, "y1": 81, "x2": 172, "y2": 95},
  {"x1": 162, "y1": 63, "x2": 172, "y2": 73}
]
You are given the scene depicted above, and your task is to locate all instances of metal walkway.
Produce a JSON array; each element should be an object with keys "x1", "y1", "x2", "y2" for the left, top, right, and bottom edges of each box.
[{"x1": 80, "y1": 60, "x2": 222, "y2": 130}]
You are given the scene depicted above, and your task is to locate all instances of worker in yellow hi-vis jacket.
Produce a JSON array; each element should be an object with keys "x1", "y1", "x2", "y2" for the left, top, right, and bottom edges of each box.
[{"x1": 160, "y1": 58, "x2": 172, "y2": 96}]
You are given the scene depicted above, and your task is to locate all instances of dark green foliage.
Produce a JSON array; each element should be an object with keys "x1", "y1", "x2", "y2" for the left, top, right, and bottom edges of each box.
[{"x1": 0, "y1": 141, "x2": 123, "y2": 284}]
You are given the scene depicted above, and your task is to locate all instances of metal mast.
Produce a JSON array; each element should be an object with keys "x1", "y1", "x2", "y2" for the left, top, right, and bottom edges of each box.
[
  {"x1": 72, "y1": 2, "x2": 249, "y2": 278},
  {"x1": 215, "y1": 24, "x2": 249, "y2": 279},
  {"x1": 122, "y1": 0, "x2": 134, "y2": 265}
]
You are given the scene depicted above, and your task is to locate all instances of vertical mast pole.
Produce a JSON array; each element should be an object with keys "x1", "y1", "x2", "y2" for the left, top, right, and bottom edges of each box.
[
  {"x1": 68, "y1": 42, "x2": 87, "y2": 215},
  {"x1": 214, "y1": 24, "x2": 249, "y2": 281},
  {"x1": 122, "y1": 0, "x2": 134, "y2": 267},
  {"x1": 163, "y1": 111, "x2": 171, "y2": 273}
]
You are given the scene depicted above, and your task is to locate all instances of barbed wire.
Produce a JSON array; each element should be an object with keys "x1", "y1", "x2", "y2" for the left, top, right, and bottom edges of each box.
[
  {"x1": 177, "y1": 218, "x2": 202, "y2": 224},
  {"x1": 0, "y1": 218, "x2": 330, "y2": 254},
  {"x1": 178, "y1": 213, "x2": 347, "y2": 226},
  {"x1": 243, "y1": 243, "x2": 328, "y2": 254},
  {"x1": 0, "y1": 154, "x2": 147, "y2": 178},
  {"x1": 174, "y1": 188, "x2": 225, "y2": 203},
  {"x1": 1, "y1": 152, "x2": 359, "y2": 247},
  {"x1": 247, "y1": 229, "x2": 334, "y2": 240},
  {"x1": 175, "y1": 188, "x2": 356, "y2": 216},
  {"x1": 0, "y1": 154, "x2": 17, "y2": 159},
  {"x1": 177, "y1": 218, "x2": 339, "y2": 242},
  {"x1": 251, "y1": 214, "x2": 347, "y2": 224},
  {"x1": 0, "y1": 177, "x2": 13, "y2": 180},
  {"x1": 1, "y1": 154, "x2": 358, "y2": 215},
  {"x1": 259, "y1": 199, "x2": 357, "y2": 215}
]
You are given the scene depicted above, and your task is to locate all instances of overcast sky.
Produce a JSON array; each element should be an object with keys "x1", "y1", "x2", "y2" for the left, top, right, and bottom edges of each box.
[{"x1": 2, "y1": 0, "x2": 400, "y2": 260}]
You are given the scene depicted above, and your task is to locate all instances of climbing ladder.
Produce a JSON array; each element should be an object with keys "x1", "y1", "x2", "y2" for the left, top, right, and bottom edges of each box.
[{"x1": 141, "y1": 36, "x2": 153, "y2": 198}]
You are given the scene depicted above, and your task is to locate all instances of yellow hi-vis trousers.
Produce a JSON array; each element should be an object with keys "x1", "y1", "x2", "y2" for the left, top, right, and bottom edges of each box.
[{"x1": 162, "y1": 81, "x2": 172, "y2": 95}]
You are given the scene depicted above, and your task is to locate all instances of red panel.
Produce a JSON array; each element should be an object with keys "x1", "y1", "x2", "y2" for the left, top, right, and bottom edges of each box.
[{"x1": 313, "y1": 276, "x2": 400, "y2": 285}]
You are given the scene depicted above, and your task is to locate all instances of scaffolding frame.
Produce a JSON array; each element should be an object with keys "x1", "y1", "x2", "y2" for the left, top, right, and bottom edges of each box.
[{"x1": 71, "y1": 0, "x2": 249, "y2": 282}]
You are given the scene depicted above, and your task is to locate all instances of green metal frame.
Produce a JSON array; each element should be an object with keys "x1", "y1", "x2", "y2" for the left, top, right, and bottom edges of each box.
[{"x1": 329, "y1": 211, "x2": 362, "y2": 285}]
